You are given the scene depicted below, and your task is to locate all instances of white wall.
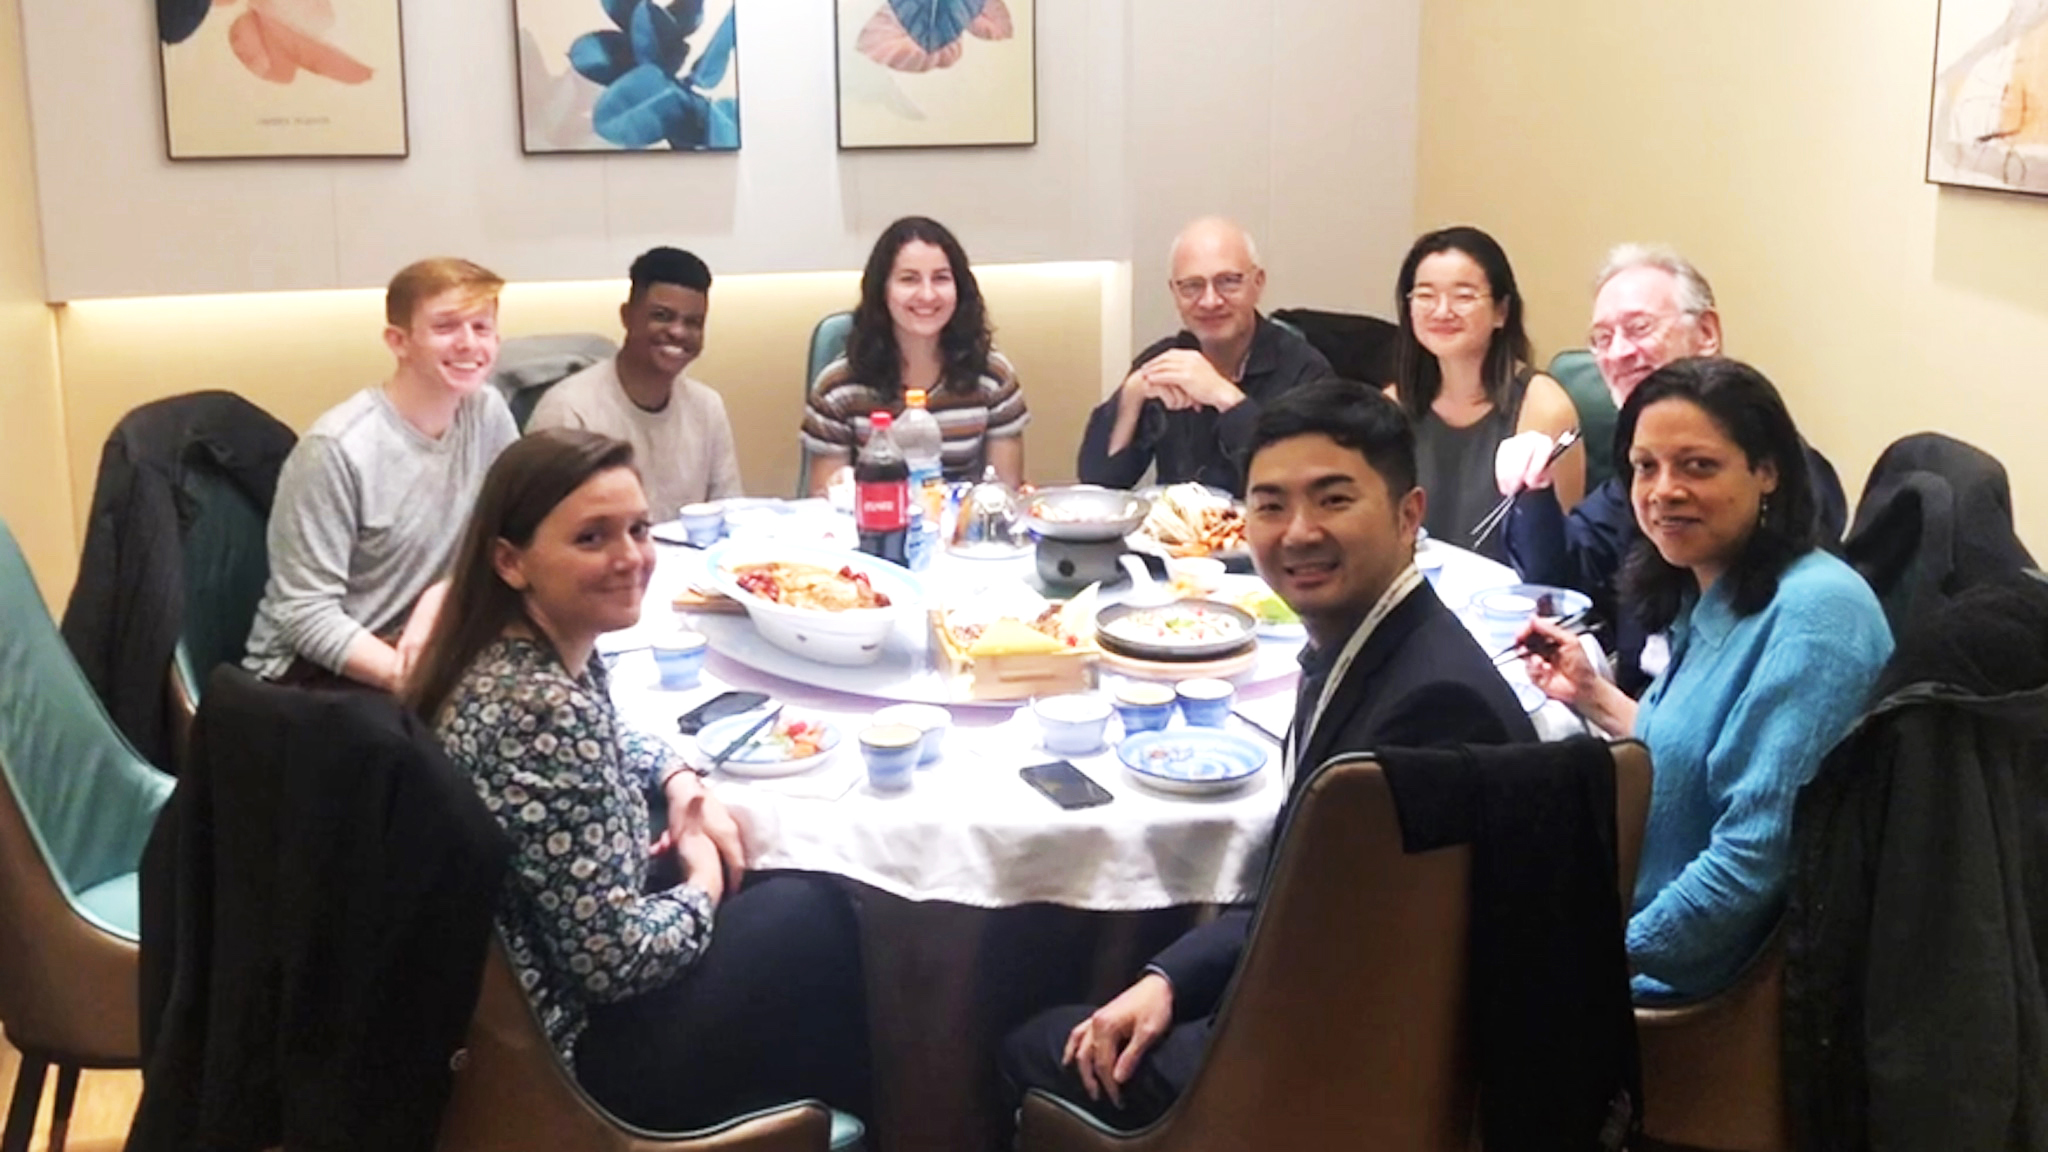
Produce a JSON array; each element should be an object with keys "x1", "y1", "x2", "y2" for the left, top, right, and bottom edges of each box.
[{"x1": 21, "y1": 0, "x2": 1418, "y2": 323}]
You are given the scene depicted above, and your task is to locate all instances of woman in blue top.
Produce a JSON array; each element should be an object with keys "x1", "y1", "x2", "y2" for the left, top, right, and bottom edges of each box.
[
  {"x1": 406, "y1": 429, "x2": 870, "y2": 1130},
  {"x1": 1522, "y1": 357, "x2": 1891, "y2": 1001}
]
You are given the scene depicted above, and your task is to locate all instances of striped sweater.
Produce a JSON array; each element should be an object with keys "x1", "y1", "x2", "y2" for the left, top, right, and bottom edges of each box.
[{"x1": 799, "y1": 351, "x2": 1029, "y2": 482}]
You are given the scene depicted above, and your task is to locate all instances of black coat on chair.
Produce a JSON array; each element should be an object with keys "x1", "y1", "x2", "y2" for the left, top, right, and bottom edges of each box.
[
  {"x1": 60, "y1": 391, "x2": 295, "y2": 770},
  {"x1": 129, "y1": 668, "x2": 509, "y2": 1152},
  {"x1": 1842, "y1": 432, "x2": 2034, "y2": 638}
]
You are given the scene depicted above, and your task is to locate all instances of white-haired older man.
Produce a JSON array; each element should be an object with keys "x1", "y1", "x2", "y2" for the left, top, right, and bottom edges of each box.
[
  {"x1": 1504, "y1": 245, "x2": 1848, "y2": 694},
  {"x1": 1077, "y1": 217, "x2": 1332, "y2": 497}
]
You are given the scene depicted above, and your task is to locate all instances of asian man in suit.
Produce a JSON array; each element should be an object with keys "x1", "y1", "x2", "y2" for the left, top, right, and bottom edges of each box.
[{"x1": 1001, "y1": 378, "x2": 1536, "y2": 1129}]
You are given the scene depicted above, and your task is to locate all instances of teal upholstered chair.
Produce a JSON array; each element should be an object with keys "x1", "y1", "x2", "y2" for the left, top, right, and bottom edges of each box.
[
  {"x1": 436, "y1": 939, "x2": 866, "y2": 1152},
  {"x1": 0, "y1": 518, "x2": 175, "y2": 1152},
  {"x1": 798, "y1": 312, "x2": 856, "y2": 497},
  {"x1": 1547, "y1": 349, "x2": 1619, "y2": 491},
  {"x1": 167, "y1": 460, "x2": 273, "y2": 763}
]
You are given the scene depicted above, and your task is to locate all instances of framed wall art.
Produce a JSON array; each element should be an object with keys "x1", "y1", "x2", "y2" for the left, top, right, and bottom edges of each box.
[
  {"x1": 835, "y1": 0, "x2": 1036, "y2": 150},
  {"x1": 1927, "y1": 0, "x2": 2048, "y2": 195},
  {"x1": 516, "y1": 0, "x2": 740, "y2": 154},
  {"x1": 156, "y1": 0, "x2": 409, "y2": 159}
]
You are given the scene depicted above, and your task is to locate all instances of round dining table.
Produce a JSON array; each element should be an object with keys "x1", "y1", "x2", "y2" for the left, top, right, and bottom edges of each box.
[{"x1": 596, "y1": 498, "x2": 1583, "y2": 1152}]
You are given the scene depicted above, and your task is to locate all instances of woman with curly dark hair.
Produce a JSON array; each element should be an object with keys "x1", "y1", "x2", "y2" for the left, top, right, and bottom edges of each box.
[{"x1": 801, "y1": 216, "x2": 1029, "y2": 494}]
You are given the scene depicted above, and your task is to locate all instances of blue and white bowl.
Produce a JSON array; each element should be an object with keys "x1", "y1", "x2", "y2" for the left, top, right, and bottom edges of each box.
[{"x1": 1118, "y1": 729, "x2": 1268, "y2": 796}]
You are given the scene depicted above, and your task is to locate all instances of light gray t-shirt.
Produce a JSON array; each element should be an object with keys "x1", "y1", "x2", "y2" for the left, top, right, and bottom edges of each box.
[
  {"x1": 527, "y1": 359, "x2": 744, "y2": 522},
  {"x1": 243, "y1": 385, "x2": 519, "y2": 678}
]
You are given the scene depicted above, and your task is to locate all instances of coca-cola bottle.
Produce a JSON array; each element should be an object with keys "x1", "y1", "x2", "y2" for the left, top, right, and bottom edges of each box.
[{"x1": 855, "y1": 410, "x2": 911, "y2": 567}]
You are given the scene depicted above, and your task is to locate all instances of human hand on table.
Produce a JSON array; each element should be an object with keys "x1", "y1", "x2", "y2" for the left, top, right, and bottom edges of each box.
[
  {"x1": 1140, "y1": 349, "x2": 1243, "y2": 412},
  {"x1": 665, "y1": 777, "x2": 749, "y2": 892},
  {"x1": 1061, "y1": 973, "x2": 1174, "y2": 1108}
]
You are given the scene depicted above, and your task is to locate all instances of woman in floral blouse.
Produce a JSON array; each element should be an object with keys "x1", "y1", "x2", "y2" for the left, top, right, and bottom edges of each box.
[{"x1": 407, "y1": 429, "x2": 870, "y2": 1131}]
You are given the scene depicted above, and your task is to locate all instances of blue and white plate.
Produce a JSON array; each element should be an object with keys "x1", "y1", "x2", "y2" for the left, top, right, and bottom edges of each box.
[
  {"x1": 1117, "y1": 729, "x2": 1268, "y2": 796},
  {"x1": 696, "y1": 712, "x2": 842, "y2": 779}
]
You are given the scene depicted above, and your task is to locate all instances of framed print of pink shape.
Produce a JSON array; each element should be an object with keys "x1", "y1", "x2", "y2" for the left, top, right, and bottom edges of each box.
[{"x1": 159, "y1": 0, "x2": 373, "y2": 84}]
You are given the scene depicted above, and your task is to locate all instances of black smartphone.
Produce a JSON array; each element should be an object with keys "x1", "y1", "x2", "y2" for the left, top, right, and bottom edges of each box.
[
  {"x1": 1019, "y1": 761, "x2": 1115, "y2": 810},
  {"x1": 676, "y1": 690, "x2": 771, "y2": 735}
]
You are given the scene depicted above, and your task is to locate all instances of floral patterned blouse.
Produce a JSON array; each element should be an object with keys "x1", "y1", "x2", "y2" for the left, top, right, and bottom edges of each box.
[{"x1": 436, "y1": 635, "x2": 715, "y2": 1065}]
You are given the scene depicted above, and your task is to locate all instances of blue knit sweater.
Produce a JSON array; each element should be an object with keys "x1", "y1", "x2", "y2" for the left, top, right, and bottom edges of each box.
[{"x1": 1630, "y1": 550, "x2": 1891, "y2": 1001}]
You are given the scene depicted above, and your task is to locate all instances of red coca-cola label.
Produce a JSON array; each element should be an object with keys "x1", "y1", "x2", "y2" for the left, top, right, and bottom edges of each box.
[{"x1": 856, "y1": 481, "x2": 909, "y2": 531}]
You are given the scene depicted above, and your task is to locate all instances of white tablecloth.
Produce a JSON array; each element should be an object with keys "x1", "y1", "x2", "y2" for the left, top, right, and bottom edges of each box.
[{"x1": 603, "y1": 510, "x2": 1582, "y2": 912}]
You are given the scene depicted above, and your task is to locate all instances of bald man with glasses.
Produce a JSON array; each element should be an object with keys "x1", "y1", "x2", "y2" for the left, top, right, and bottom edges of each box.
[{"x1": 1077, "y1": 217, "x2": 1332, "y2": 497}]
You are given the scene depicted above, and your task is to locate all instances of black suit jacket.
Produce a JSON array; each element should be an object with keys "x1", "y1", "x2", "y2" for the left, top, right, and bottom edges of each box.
[{"x1": 1149, "y1": 582, "x2": 1536, "y2": 1016}]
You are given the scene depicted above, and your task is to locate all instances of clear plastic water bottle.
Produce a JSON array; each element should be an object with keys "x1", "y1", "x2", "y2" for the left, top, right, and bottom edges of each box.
[{"x1": 897, "y1": 389, "x2": 945, "y2": 570}]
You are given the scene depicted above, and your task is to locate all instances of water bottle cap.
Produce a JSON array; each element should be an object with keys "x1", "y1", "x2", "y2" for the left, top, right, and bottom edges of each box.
[
  {"x1": 870, "y1": 410, "x2": 893, "y2": 428},
  {"x1": 905, "y1": 389, "x2": 928, "y2": 407}
]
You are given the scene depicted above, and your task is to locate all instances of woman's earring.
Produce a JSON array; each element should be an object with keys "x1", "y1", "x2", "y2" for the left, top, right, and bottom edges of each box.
[{"x1": 1758, "y1": 495, "x2": 1772, "y2": 526}]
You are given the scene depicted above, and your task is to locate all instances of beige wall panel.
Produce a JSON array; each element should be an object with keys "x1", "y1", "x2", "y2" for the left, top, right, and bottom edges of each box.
[
  {"x1": 0, "y1": 0, "x2": 72, "y2": 609},
  {"x1": 1417, "y1": 0, "x2": 2048, "y2": 548}
]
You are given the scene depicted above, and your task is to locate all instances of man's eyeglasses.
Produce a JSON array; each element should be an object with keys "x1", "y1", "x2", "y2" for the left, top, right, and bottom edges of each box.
[
  {"x1": 1407, "y1": 288, "x2": 1491, "y2": 316},
  {"x1": 1172, "y1": 272, "x2": 1251, "y2": 303},
  {"x1": 1588, "y1": 311, "x2": 1687, "y2": 353}
]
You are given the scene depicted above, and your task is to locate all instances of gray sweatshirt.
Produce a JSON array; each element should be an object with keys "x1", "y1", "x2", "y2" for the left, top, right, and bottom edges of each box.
[{"x1": 242, "y1": 385, "x2": 518, "y2": 678}]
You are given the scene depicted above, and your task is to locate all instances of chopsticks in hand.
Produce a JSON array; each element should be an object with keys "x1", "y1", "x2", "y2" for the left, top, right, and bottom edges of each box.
[
  {"x1": 1468, "y1": 427, "x2": 1582, "y2": 549},
  {"x1": 1490, "y1": 610, "x2": 1600, "y2": 667},
  {"x1": 708, "y1": 705, "x2": 783, "y2": 771}
]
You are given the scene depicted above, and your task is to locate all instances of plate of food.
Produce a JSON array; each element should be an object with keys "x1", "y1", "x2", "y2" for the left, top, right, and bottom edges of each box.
[
  {"x1": 1130, "y1": 483, "x2": 1249, "y2": 561},
  {"x1": 1118, "y1": 728, "x2": 1268, "y2": 796},
  {"x1": 1094, "y1": 597, "x2": 1258, "y2": 662},
  {"x1": 696, "y1": 712, "x2": 842, "y2": 778},
  {"x1": 701, "y1": 542, "x2": 921, "y2": 667}
]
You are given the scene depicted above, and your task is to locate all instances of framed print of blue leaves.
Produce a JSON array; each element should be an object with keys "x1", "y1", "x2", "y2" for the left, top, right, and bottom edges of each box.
[{"x1": 516, "y1": 0, "x2": 739, "y2": 153}]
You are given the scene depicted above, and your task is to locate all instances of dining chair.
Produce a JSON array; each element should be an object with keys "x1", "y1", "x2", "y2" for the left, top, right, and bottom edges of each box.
[
  {"x1": 0, "y1": 517, "x2": 176, "y2": 1152},
  {"x1": 1547, "y1": 349, "x2": 1619, "y2": 491},
  {"x1": 1635, "y1": 930, "x2": 1791, "y2": 1152},
  {"x1": 435, "y1": 940, "x2": 866, "y2": 1152},
  {"x1": 797, "y1": 311, "x2": 855, "y2": 497},
  {"x1": 165, "y1": 456, "x2": 274, "y2": 768},
  {"x1": 1017, "y1": 753, "x2": 1479, "y2": 1151}
]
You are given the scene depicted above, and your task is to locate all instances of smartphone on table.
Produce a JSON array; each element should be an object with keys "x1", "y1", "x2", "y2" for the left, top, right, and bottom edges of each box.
[
  {"x1": 676, "y1": 690, "x2": 771, "y2": 735},
  {"x1": 1019, "y1": 761, "x2": 1115, "y2": 810}
]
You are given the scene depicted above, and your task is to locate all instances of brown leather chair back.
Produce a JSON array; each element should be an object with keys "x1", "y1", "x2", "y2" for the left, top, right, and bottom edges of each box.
[
  {"x1": 0, "y1": 753, "x2": 140, "y2": 1064},
  {"x1": 435, "y1": 942, "x2": 834, "y2": 1152},
  {"x1": 1023, "y1": 754, "x2": 1477, "y2": 1151},
  {"x1": 1636, "y1": 933, "x2": 1790, "y2": 1152},
  {"x1": 1611, "y1": 740, "x2": 1652, "y2": 903}
]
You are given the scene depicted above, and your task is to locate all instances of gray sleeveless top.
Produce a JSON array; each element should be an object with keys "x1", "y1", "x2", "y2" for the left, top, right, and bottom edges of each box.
[{"x1": 1415, "y1": 368, "x2": 1532, "y2": 562}]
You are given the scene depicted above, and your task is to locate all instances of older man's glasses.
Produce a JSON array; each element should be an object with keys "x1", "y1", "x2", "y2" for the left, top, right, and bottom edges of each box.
[
  {"x1": 1588, "y1": 311, "x2": 1685, "y2": 353},
  {"x1": 1172, "y1": 272, "x2": 1250, "y2": 303},
  {"x1": 1407, "y1": 288, "x2": 1491, "y2": 316}
]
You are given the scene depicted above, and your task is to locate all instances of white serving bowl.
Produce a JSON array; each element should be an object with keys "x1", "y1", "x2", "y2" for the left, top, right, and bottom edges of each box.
[{"x1": 702, "y1": 541, "x2": 922, "y2": 666}]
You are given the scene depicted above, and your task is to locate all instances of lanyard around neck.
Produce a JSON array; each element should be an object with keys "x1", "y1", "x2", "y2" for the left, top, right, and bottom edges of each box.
[{"x1": 1283, "y1": 564, "x2": 1424, "y2": 785}]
